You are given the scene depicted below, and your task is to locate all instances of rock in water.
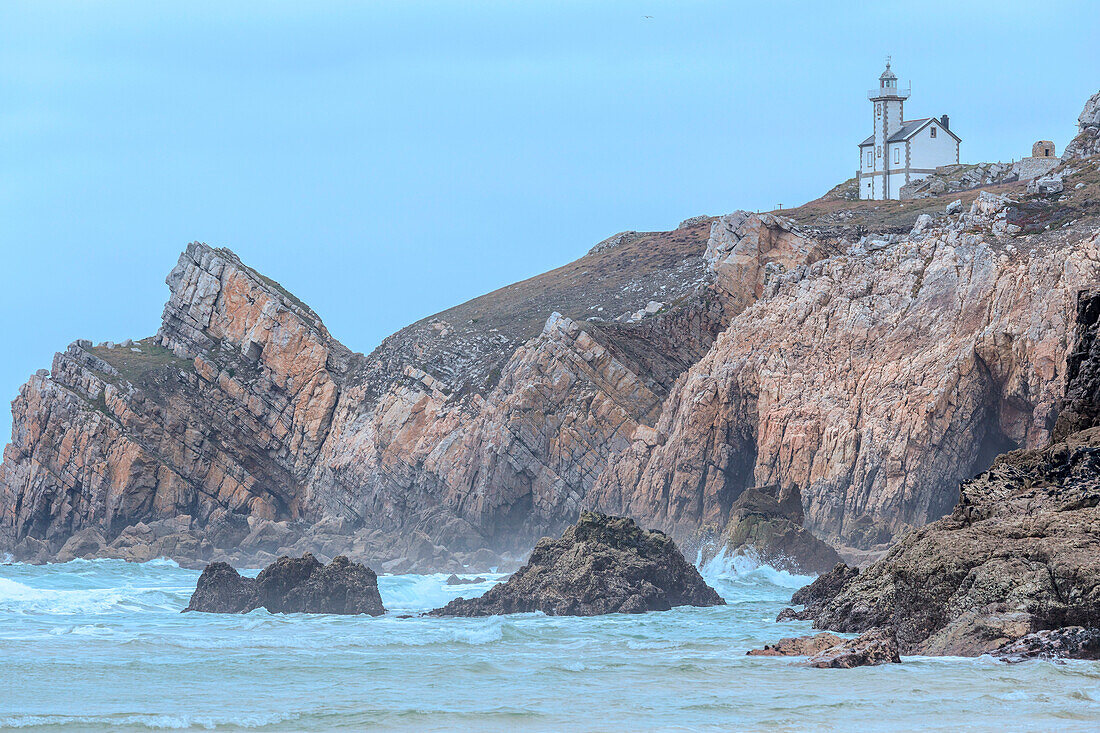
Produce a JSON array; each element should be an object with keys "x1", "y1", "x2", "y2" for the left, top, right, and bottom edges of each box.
[
  {"x1": 995, "y1": 627, "x2": 1100, "y2": 662},
  {"x1": 185, "y1": 554, "x2": 384, "y2": 616},
  {"x1": 716, "y1": 485, "x2": 842, "y2": 575},
  {"x1": 184, "y1": 562, "x2": 257, "y2": 613},
  {"x1": 747, "y1": 633, "x2": 845, "y2": 657},
  {"x1": 255, "y1": 554, "x2": 384, "y2": 615},
  {"x1": 430, "y1": 512, "x2": 725, "y2": 617},
  {"x1": 806, "y1": 628, "x2": 901, "y2": 669},
  {"x1": 776, "y1": 562, "x2": 859, "y2": 622}
]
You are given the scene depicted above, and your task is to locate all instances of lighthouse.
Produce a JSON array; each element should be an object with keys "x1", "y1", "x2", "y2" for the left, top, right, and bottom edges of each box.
[{"x1": 858, "y1": 59, "x2": 961, "y2": 200}]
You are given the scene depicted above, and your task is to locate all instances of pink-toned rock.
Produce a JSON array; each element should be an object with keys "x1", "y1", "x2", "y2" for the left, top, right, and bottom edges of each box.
[{"x1": 592, "y1": 219, "x2": 1100, "y2": 548}]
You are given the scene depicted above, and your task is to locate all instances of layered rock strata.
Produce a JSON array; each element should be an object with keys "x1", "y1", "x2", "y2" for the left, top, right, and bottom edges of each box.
[
  {"x1": 429, "y1": 511, "x2": 724, "y2": 617},
  {"x1": 3, "y1": 92, "x2": 1100, "y2": 569}
]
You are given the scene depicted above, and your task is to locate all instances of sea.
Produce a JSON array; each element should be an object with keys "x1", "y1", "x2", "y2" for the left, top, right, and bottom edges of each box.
[{"x1": 1, "y1": 555, "x2": 1097, "y2": 732}]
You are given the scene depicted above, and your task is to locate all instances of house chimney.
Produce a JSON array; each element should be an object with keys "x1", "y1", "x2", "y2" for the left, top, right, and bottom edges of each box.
[{"x1": 940, "y1": 114, "x2": 949, "y2": 130}]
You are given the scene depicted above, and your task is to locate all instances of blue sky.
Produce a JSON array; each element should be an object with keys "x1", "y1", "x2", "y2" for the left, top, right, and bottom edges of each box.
[{"x1": 1, "y1": 0, "x2": 1097, "y2": 441}]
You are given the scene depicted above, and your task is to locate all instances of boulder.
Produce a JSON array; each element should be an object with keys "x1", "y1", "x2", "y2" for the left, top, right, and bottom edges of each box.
[
  {"x1": 429, "y1": 511, "x2": 725, "y2": 617},
  {"x1": 806, "y1": 627, "x2": 901, "y2": 668},
  {"x1": 716, "y1": 485, "x2": 843, "y2": 575},
  {"x1": 1027, "y1": 175, "x2": 1064, "y2": 195},
  {"x1": 747, "y1": 632, "x2": 845, "y2": 657},
  {"x1": 254, "y1": 554, "x2": 384, "y2": 615},
  {"x1": 55, "y1": 527, "x2": 107, "y2": 562},
  {"x1": 445, "y1": 574, "x2": 486, "y2": 585},
  {"x1": 184, "y1": 554, "x2": 384, "y2": 616},
  {"x1": 911, "y1": 213, "x2": 933, "y2": 234}
]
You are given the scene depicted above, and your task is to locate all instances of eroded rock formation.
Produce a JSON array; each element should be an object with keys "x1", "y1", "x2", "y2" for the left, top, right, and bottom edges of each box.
[
  {"x1": 185, "y1": 553, "x2": 384, "y2": 615},
  {"x1": 3, "y1": 92, "x2": 1100, "y2": 571},
  {"x1": 429, "y1": 511, "x2": 724, "y2": 617},
  {"x1": 775, "y1": 289, "x2": 1100, "y2": 657},
  {"x1": 1063, "y1": 90, "x2": 1100, "y2": 160},
  {"x1": 592, "y1": 192, "x2": 1100, "y2": 552},
  {"x1": 746, "y1": 632, "x2": 845, "y2": 657},
  {"x1": 805, "y1": 627, "x2": 901, "y2": 668},
  {"x1": 705, "y1": 484, "x2": 843, "y2": 575}
]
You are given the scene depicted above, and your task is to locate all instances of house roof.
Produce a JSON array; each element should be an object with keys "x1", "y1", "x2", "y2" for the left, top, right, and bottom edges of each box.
[
  {"x1": 858, "y1": 117, "x2": 962, "y2": 146},
  {"x1": 887, "y1": 118, "x2": 930, "y2": 141}
]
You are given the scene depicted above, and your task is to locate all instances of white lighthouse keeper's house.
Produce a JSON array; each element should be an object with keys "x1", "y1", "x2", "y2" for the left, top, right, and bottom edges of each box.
[{"x1": 858, "y1": 60, "x2": 961, "y2": 200}]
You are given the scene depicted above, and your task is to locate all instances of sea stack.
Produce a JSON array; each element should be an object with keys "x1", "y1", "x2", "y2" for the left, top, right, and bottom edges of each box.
[
  {"x1": 185, "y1": 553, "x2": 385, "y2": 616},
  {"x1": 430, "y1": 511, "x2": 725, "y2": 617}
]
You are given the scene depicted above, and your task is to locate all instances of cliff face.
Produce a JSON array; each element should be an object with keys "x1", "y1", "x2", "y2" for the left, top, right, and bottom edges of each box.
[
  {"x1": 4, "y1": 93, "x2": 1100, "y2": 570},
  {"x1": 780, "y1": 288, "x2": 1100, "y2": 656},
  {"x1": 592, "y1": 193, "x2": 1100, "y2": 551},
  {"x1": 0, "y1": 244, "x2": 355, "y2": 555}
]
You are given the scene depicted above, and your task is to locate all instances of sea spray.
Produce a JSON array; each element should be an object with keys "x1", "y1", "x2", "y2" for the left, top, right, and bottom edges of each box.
[{"x1": 1, "y1": 560, "x2": 1098, "y2": 731}]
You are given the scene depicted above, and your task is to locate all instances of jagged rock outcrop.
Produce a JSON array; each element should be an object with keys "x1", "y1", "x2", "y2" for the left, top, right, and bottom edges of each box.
[
  {"x1": 704, "y1": 484, "x2": 843, "y2": 575},
  {"x1": 704, "y1": 211, "x2": 829, "y2": 316},
  {"x1": 4, "y1": 92, "x2": 1100, "y2": 570},
  {"x1": 429, "y1": 512, "x2": 724, "y2": 617},
  {"x1": 775, "y1": 289, "x2": 1100, "y2": 657},
  {"x1": 592, "y1": 192, "x2": 1100, "y2": 551},
  {"x1": 1063, "y1": 90, "x2": 1100, "y2": 160},
  {"x1": 185, "y1": 553, "x2": 384, "y2": 615},
  {"x1": 0, "y1": 244, "x2": 354, "y2": 564}
]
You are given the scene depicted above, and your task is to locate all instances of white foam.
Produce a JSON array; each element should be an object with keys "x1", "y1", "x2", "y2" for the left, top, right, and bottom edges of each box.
[
  {"x1": 0, "y1": 712, "x2": 300, "y2": 729},
  {"x1": 378, "y1": 572, "x2": 502, "y2": 613},
  {"x1": 0, "y1": 576, "x2": 185, "y2": 615},
  {"x1": 698, "y1": 547, "x2": 815, "y2": 592}
]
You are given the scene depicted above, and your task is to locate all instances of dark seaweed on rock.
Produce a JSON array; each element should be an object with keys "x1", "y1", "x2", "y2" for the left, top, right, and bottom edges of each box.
[
  {"x1": 185, "y1": 553, "x2": 384, "y2": 616},
  {"x1": 430, "y1": 511, "x2": 725, "y2": 617}
]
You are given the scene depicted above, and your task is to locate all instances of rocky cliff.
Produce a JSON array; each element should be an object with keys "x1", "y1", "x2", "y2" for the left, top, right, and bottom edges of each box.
[
  {"x1": 775, "y1": 288, "x2": 1100, "y2": 656},
  {"x1": 3, "y1": 92, "x2": 1099, "y2": 570}
]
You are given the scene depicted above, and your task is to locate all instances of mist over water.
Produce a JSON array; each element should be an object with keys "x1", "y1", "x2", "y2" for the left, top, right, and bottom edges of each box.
[{"x1": 1, "y1": 558, "x2": 1097, "y2": 732}]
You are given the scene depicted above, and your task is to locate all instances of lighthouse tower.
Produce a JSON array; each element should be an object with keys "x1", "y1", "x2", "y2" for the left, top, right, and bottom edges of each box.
[
  {"x1": 857, "y1": 59, "x2": 961, "y2": 200},
  {"x1": 868, "y1": 59, "x2": 910, "y2": 199}
]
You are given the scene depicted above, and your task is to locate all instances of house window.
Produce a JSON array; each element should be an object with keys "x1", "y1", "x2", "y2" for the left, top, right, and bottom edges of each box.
[
  {"x1": 866, "y1": 151, "x2": 873, "y2": 166},
  {"x1": 930, "y1": 127, "x2": 937, "y2": 138},
  {"x1": 876, "y1": 146, "x2": 881, "y2": 158},
  {"x1": 893, "y1": 148, "x2": 900, "y2": 164},
  {"x1": 876, "y1": 103, "x2": 881, "y2": 117}
]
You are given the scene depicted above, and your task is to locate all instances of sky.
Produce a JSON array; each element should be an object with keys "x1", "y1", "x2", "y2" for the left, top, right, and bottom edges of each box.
[{"x1": 1, "y1": 0, "x2": 1097, "y2": 441}]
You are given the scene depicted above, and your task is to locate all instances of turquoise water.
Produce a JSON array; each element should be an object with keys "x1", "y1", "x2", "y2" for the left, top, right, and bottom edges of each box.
[{"x1": 1, "y1": 557, "x2": 1098, "y2": 732}]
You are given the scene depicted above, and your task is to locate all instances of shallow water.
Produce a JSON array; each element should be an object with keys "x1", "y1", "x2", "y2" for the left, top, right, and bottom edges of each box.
[{"x1": 1, "y1": 557, "x2": 1097, "y2": 732}]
